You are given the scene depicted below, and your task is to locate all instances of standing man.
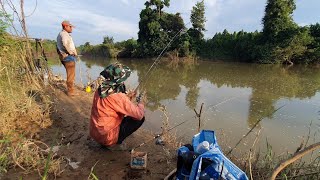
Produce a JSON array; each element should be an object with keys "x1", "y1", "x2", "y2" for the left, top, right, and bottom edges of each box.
[{"x1": 56, "y1": 20, "x2": 78, "y2": 96}]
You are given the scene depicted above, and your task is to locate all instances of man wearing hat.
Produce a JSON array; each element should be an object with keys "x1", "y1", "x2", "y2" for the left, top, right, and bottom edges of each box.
[
  {"x1": 56, "y1": 20, "x2": 78, "y2": 96},
  {"x1": 90, "y1": 63, "x2": 146, "y2": 150}
]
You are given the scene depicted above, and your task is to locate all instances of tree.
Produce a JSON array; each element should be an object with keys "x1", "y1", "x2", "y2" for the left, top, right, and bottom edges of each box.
[
  {"x1": 137, "y1": 0, "x2": 188, "y2": 57},
  {"x1": 188, "y1": 1, "x2": 206, "y2": 54},
  {"x1": 84, "y1": 42, "x2": 91, "y2": 47},
  {"x1": 0, "y1": 10, "x2": 11, "y2": 35},
  {"x1": 262, "y1": 0, "x2": 297, "y2": 43},
  {"x1": 273, "y1": 28, "x2": 312, "y2": 64},
  {"x1": 259, "y1": 0, "x2": 313, "y2": 64},
  {"x1": 116, "y1": 38, "x2": 139, "y2": 58},
  {"x1": 191, "y1": 0, "x2": 206, "y2": 33},
  {"x1": 145, "y1": 0, "x2": 170, "y2": 17},
  {"x1": 103, "y1": 36, "x2": 114, "y2": 45},
  {"x1": 301, "y1": 23, "x2": 320, "y2": 63}
]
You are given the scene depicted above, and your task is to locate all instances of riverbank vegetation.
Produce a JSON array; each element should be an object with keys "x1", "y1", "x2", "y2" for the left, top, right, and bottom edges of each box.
[
  {"x1": 79, "y1": 0, "x2": 320, "y2": 65},
  {"x1": 0, "y1": 11, "x2": 62, "y2": 176},
  {"x1": 1, "y1": 1, "x2": 320, "y2": 179}
]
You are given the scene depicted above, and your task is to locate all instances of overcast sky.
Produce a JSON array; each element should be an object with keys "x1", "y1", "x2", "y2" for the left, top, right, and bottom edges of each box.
[{"x1": 5, "y1": 0, "x2": 320, "y2": 45}]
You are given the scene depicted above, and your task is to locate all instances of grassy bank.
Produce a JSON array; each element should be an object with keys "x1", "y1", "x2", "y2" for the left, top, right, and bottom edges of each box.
[
  {"x1": 0, "y1": 33, "x2": 62, "y2": 177},
  {"x1": 0, "y1": 31, "x2": 319, "y2": 180}
]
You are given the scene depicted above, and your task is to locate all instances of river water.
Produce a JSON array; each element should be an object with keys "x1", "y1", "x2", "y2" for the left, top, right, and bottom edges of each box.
[{"x1": 50, "y1": 57, "x2": 320, "y2": 156}]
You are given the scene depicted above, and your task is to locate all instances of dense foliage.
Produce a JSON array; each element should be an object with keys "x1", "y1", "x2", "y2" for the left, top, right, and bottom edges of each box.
[
  {"x1": 78, "y1": 37, "x2": 136, "y2": 58},
  {"x1": 137, "y1": 0, "x2": 187, "y2": 57},
  {"x1": 78, "y1": 0, "x2": 320, "y2": 64},
  {"x1": 198, "y1": 0, "x2": 319, "y2": 64},
  {"x1": 188, "y1": 0, "x2": 206, "y2": 54}
]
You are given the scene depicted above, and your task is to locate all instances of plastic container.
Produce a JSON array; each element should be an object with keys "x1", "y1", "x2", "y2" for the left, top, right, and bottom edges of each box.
[
  {"x1": 130, "y1": 151, "x2": 147, "y2": 169},
  {"x1": 196, "y1": 141, "x2": 210, "y2": 154},
  {"x1": 85, "y1": 86, "x2": 91, "y2": 93}
]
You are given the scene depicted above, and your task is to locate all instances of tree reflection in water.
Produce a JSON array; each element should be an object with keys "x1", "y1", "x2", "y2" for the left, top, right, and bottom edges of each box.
[{"x1": 49, "y1": 57, "x2": 320, "y2": 154}]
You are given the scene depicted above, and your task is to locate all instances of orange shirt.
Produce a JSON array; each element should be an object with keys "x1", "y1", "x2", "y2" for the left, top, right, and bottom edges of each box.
[{"x1": 90, "y1": 91, "x2": 145, "y2": 146}]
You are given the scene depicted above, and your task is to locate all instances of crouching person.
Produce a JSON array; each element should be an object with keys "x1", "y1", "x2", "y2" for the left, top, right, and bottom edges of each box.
[{"x1": 90, "y1": 63, "x2": 146, "y2": 150}]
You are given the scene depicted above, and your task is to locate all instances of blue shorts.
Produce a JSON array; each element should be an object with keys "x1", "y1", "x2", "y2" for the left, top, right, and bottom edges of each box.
[{"x1": 63, "y1": 55, "x2": 77, "y2": 62}]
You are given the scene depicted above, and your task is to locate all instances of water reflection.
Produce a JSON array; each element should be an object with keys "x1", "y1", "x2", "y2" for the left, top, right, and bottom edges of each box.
[{"x1": 49, "y1": 57, "x2": 320, "y2": 154}]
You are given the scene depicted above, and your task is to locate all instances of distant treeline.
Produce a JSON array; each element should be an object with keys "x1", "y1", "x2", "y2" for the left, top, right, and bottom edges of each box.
[
  {"x1": 80, "y1": 0, "x2": 320, "y2": 64},
  {"x1": 79, "y1": 37, "x2": 137, "y2": 58}
]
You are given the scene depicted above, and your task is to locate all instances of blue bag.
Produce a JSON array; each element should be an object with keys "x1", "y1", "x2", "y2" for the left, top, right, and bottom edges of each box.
[{"x1": 176, "y1": 130, "x2": 248, "y2": 180}]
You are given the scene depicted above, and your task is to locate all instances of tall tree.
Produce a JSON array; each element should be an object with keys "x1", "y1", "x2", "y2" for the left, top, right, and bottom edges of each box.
[
  {"x1": 188, "y1": 0, "x2": 206, "y2": 54},
  {"x1": 303, "y1": 23, "x2": 320, "y2": 63},
  {"x1": 137, "y1": 2, "x2": 166, "y2": 56},
  {"x1": 145, "y1": 0, "x2": 170, "y2": 17},
  {"x1": 191, "y1": 0, "x2": 206, "y2": 33},
  {"x1": 103, "y1": 36, "x2": 114, "y2": 45},
  {"x1": 260, "y1": 0, "x2": 313, "y2": 64},
  {"x1": 138, "y1": 0, "x2": 187, "y2": 57},
  {"x1": 262, "y1": 0, "x2": 297, "y2": 43}
]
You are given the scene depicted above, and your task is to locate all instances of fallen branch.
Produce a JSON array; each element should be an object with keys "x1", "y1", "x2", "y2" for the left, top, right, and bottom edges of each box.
[
  {"x1": 270, "y1": 142, "x2": 320, "y2": 180},
  {"x1": 275, "y1": 171, "x2": 320, "y2": 179}
]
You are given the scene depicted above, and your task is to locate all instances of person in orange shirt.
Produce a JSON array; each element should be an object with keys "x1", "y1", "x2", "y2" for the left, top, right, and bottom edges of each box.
[{"x1": 90, "y1": 63, "x2": 145, "y2": 150}]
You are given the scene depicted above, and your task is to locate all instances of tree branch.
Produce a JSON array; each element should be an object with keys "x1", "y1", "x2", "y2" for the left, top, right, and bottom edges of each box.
[{"x1": 270, "y1": 142, "x2": 320, "y2": 180}]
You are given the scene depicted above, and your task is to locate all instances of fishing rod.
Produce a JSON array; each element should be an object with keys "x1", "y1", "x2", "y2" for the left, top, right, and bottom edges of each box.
[
  {"x1": 132, "y1": 28, "x2": 187, "y2": 102},
  {"x1": 130, "y1": 97, "x2": 238, "y2": 152},
  {"x1": 85, "y1": 17, "x2": 204, "y2": 94},
  {"x1": 84, "y1": 27, "x2": 187, "y2": 94},
  {"x1": 130, "y1": 114, "x2": 197, "y2": 153},
  {"x1": 202, "y1": 96, "x2": 239, "y2": 126},
  {"x1": 134, "y1": 27, "x2": 187, "y2": 93},
  {"x1": 226, "y1": 104, "x2": 286, "y2": 156}
]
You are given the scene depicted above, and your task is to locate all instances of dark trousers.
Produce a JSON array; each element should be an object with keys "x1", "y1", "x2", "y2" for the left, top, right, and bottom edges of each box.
[{"x1": 117, "y1": 116, "x2": 145, "y2": 144}]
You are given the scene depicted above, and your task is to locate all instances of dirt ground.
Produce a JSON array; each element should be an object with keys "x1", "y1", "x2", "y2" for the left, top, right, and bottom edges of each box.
[{"x1": 4, "y1": 82, "x2": 176, "y2": 180}]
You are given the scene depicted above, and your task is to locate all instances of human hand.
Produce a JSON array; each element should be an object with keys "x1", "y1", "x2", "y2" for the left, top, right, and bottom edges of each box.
[
  {"x1": 127, "y1": 89, "x2": 137, "y2": 101},
  {"x1": 136, "y1": 91, "x2": 147, "y2": 104},
  {"x1": 141, "y1": 93, "x2": 147, "y2": 104},
  {"x1": 62, "y1": 53, "x2": 68, "y2": 59}
]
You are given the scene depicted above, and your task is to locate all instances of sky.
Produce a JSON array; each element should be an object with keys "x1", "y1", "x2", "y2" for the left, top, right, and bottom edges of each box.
[{"x1": 3, "y1": 0, "x2": 320, "y2": 46}]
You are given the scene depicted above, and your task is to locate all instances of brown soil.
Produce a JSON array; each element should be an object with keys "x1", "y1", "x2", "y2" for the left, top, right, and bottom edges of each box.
[{"x1": 5, "y1": 82, "x2": 176, "y2": 180}]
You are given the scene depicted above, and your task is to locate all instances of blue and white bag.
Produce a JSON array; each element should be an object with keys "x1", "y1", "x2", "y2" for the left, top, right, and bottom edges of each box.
[{"x1": 176, "y1": 130, "x2": 248, "y2": 180}]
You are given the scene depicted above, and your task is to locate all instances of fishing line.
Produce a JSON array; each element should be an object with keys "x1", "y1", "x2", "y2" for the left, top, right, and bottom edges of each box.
[
  {"x1": 77, "y1": 55, "x2": 84, "y2": 87},
  {"x1": 202, "y1": 96, "x2": 238, "y2": 126},
  {"x1": 85, "y1": 26, "x2": 187, "y2": 93},
  {"x1": 85, "y1": 15, "x2": 205, "y2": 92},
  {"x1": 134, "y1": 27, "x2": 187, "y2": 92},
  {"x1": 130, "y1": 97, "x2": 238, "y2": 152},
  {"x1": 130, "y1": 114, "x2": 197, "y2": 152},
  {"x1": 226, "y1": 104, "x2": 286, "y2": 156}
]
